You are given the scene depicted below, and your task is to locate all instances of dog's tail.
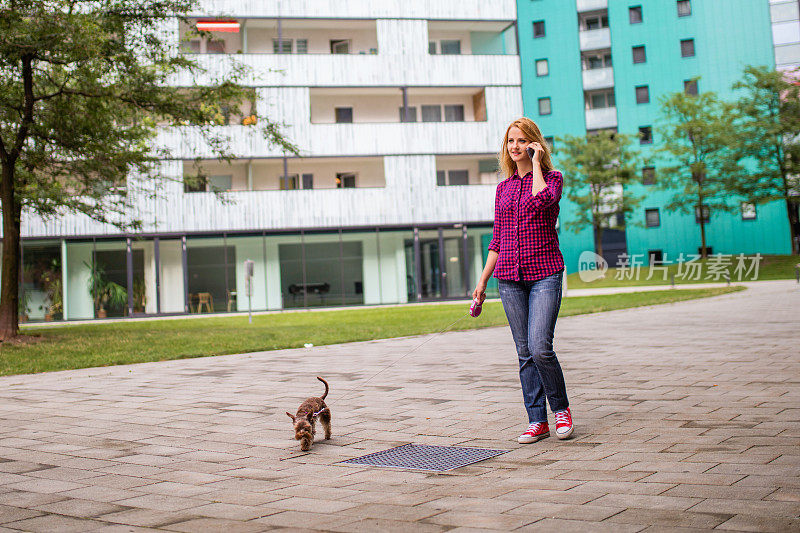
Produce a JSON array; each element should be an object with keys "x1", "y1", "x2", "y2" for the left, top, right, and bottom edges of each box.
[{"x1": 317, "y1": 376, "x2": 329, "y2": 400}]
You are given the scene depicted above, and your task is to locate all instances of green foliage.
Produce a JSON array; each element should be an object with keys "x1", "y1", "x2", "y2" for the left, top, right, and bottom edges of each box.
[
  {"x1": 655, "y1": 89, "x2": 742, "y2": 216},
  {"x1": 730, "y1": 65, "x2": 800, "y2": 253},
  {"x1": 0, "y1": 0, "x2": 298, "y2": 336},
  {"x1": 555, "y1": 131, "x2": 644, "y2": 255}
]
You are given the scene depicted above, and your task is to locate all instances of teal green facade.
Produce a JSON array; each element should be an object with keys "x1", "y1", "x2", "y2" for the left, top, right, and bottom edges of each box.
[{"x1": 516, "y1": 0, "x2": 792, "y2": 271}]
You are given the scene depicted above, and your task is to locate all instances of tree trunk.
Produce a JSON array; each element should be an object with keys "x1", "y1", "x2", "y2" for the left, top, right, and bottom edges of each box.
[
  {"x1": 0, "y1": 163, "x2": 21, "y2": 340},
  {"x1": 699, "y1": 210, "x2": 708, "y2": 260},
  {"x1": 594, "y1": 224, "x2": 604, "y2": 260},
  {"x1": 787, "y1": 198, "x2": 800, "y2": 255}
]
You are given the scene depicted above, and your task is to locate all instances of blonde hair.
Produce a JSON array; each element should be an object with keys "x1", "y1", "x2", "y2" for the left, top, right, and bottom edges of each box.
[{"x1": 498, "y1": 117, "x2": 555, "y2": 179}]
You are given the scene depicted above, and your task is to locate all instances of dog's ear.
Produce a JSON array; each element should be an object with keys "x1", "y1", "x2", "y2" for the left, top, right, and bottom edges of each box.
[{"x1": 286, "y1": 412, "x2": 296, "y2": 422}]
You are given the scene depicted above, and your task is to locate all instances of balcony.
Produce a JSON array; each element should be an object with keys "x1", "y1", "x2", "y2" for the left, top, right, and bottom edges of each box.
[
  {"x1": 180, "y1": 18, "x2": 379, "y2": 55},
  {"x1": 309, "y1": 87, "x2": 487, "y2": 124},
  {"x1": 582, "y1": 67, "x2": 614, "y2": 90},
  {"x1": 427, "y1": 20, "x2": 518, "y2": 55},
  {"x1": 579, "y1": 28, "x2": 611, "y2": 51},
  {"x1": 183, "y1": 157, "x2": 386, "y2": 192},
  {"x1": 436, "y1": 155, "x2": 500, "y2": 186},
  {"x1": 585, "y1": 107, "x2": 618, "y2": 130}
]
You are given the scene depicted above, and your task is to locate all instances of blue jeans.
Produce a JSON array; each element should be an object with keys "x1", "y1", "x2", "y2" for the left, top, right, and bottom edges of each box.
[{"x1": 498, "y1": 270, "x2": 569, "y2": 423}]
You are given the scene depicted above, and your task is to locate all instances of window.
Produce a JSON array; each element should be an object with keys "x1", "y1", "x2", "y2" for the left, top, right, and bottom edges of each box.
[
  {"x1": 635, "y1": 85, "x2": 650, "y2": 104},
  {"x1": 533, "y1": 20, "x2": 545, "y2": 38},
  {"x1": 184, "y1": 175, "x2": 206, "y2": 193},
  {"x1": 335, "y1": 107, "x2": 353, "y2": 124},
  {"x1": 629, "y1": 6, "x2": 643, "y2": 23},
  {"x1": 642, "y1": 166, "x2": 656, "y2": 185},
  {"x1": 437, "y1": 170, "x2": 469, "y2": 186},
  {"x1": 586, "y1": 90, "x2": 615, "y2": 109},
  {"x1": 207, "y1": 40, "x2": 226, "y2": 54},
  {"x1": 583, "y1": 51, "x2": 612, "y2": 70},
  {"x1": 448, "y1": 170, "x2": 468, "y2": 185},
  {"x1": 648, "y1": 250, "x2": 664, "y2": 265},
  {"x1": 399, "y1": 106, "x2": 417, "y2": 122},
  {"x1": 279, "y1": 174, "x2": 299, "y2": 190},
  {"x1": 440, "y1": 40, "x2": 461, "y2": 54},
  {"x1": 296, "y1": 39, "x2": 308, "y2": 54},
  {"x1": 677, "y1": 0, "x2": 691, "y2": 17},
  {"x1": 639, "y1": 126, "x2": 652, "y2": 144},
  {"x1": 695, "y1": 205, "x2": 710, "y2": 223},
  {"x1": 741, "y1": 202, "x2": 756, "y2": 220},
  {"x1": 421, "y1": 105, "x2": 442, "y2": 122},
  {"x1": 336, "y1": 172, "x2": 356, "y2": 188},
  {"x1": 330, "y1": 40, "x2": 350, "y2": 54},
  {"x1": 302, "y1": 174, "x2": 313, "y2": 190},
  {"x1": 538, "y1": 97, "x2": 551, "y2": 115},
  {"x1": 208, "y1": 175, "x2": 232, "y2": 192},
  {"x1": 272, "y1": 39, "x2": 292, "y2": 54},
  {"x1": 645, "y1": 208, "x2": 660, "y2": 227},
  {"x1": 632, "y1": 45, "x2": 646, "y2": 64},
  {"x1": 684, "y1": 79, "x2": 699, "y2": 95},
  {"x1": 428, "y1": 42, "x2": 436, "y2": 54},
  {"x1": 581, "y1": 14, "x2": 609, "y2": 31},
  {"x1": 444, "y1": 105, "x2": 465, "y2": 122},
  {"x1": 536, "y1": 59, "x2": 549, "y2": 77},
  {"x1": 681, "y1": 38, "x2": 695, "y2": 57}
]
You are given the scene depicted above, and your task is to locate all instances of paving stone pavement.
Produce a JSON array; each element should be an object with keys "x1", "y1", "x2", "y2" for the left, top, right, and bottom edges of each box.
[{"x1": 0, "y1": 280, "x2": 798, "y2": 532}]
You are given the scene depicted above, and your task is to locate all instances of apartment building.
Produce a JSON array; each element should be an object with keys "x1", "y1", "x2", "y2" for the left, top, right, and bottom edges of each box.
[
  {"x1": 18, "y1": 1, "x2": 522, "y2": 321},
  {"x1": 518, "y1": 0, "x2": 800, "y2": 270}
]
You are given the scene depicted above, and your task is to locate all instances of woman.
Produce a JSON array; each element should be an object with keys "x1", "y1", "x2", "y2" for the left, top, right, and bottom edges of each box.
[{"x1": 472, "y1": 117, "x2": 573, "y2": 443}]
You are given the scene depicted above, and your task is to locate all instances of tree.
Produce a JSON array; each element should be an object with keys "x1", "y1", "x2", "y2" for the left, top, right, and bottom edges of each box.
[
  {"x1": 556, "y1": 131, "x2": 643, "y2": 259},
  {"x1": 656, "y1": 89, "x2": 742, "y2": 259},
  {"x1": 0, "y1": 0, "x2": 296, "y2": 339},
  {"x1": 731, "y1": 65, "x2": 800, "y2": 254}
]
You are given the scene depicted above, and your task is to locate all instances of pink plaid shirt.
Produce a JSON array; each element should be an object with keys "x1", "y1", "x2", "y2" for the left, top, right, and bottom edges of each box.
[{"x1": 487, "y1": 169, "x2": 565, "y2": 281}]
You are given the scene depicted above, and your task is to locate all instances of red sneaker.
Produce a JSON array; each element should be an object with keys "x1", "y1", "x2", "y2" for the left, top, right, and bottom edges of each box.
[
  {"x1": 554, "y1": 408, "x2": 573, "y2": 439},
  {"x1": 517, "y1": 421, "x2": 550, "y2": 444}
]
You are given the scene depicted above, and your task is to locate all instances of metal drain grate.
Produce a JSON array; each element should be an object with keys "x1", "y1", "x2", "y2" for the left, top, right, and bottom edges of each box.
[{"x1": 339, "y1": 444, "x2": 509, "y2": 472}]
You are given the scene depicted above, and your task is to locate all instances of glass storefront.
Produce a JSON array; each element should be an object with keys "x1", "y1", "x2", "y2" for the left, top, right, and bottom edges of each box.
[
  {"x1": 16, "y1": 224, "x2": 490, "y2": 321},
  {"x1": 21, "y1": 242, "x2": 62, "y2": 322}
]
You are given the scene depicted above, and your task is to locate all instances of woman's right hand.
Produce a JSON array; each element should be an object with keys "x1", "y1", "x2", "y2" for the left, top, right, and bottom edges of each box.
[{"x1": 472, "y1": 281, "x2": 487, "y2": 304}]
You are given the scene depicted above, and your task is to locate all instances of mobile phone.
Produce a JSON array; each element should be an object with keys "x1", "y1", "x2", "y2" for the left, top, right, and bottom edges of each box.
[{"x1": 526, "y1": 146, "x2": 535, "y2": 159}]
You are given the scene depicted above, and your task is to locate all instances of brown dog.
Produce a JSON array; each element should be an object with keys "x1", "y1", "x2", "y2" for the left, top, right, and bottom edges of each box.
[{"x1": 286, "y1": 377, "x2": 331, "y2": 451}]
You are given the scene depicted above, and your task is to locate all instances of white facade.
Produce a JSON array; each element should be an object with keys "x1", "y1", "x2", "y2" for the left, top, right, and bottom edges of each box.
[
  {"x1": 23, "y1": 3, "x2": 522, "y2": 238},
  {"x1": 20, "y1": 1, "x2": 522, "y2": 321}
]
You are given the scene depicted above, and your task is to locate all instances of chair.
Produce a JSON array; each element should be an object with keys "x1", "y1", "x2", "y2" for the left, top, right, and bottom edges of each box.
[
  {"x1": 227, "y1": 290, "x2": 237, "y2": 312},
  {"x1": 197, "y1": 292, "x2": 213, "y2": 313}
]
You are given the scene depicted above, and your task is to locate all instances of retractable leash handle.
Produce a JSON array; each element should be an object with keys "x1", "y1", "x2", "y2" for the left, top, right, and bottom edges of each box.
[{"x1": 469, "y1": 298, "x2": 482, "y2": 317}]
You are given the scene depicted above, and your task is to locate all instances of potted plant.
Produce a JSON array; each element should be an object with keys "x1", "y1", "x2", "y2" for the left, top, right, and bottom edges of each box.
[
  {"x1": 133, "y1": 279, "x2": 146, "y2": 313},
  {"x1": 39, "y1": 263, "x2": 63, "y2": 321},
  {"x1": 18, "y1": 290, "x2": 31, "y2": 323},
  {"x1": 85, "y1": 261, "x2": 127, "y2": 319}
]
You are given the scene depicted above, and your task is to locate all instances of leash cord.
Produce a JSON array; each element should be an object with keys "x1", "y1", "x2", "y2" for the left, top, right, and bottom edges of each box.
[
  {"x1": 280, "y1": 312, "x2": 471, "y2": 460},
  {"x1": 325, "y1": 312, "x2": 471, "y2": 408}
]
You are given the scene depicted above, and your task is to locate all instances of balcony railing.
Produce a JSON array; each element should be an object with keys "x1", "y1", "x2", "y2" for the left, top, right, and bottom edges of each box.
[
  {"x1": 579, "y1": 28, "x2": 611, "y2": 51},
  {"x1": 576, "y1": 0, "x2": 608, "y2": 13},
  {"x1": 585, "y1": 107, "x2": 618, "y2": 130},
  {"x1": 170, "y1": 54, "x2": 521, "y2": 87},
  {"x1": 582, "y1": 67, "x2": 615, "y2": 91}
]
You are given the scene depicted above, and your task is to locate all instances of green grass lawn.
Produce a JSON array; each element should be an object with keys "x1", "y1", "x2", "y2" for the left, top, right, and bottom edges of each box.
[
  {"x1": 566, "y1": 253, "x2": 799, "y2": 290},
  {"x1": 0, "y1": 286, "x2": 744, "y2": 377}
]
